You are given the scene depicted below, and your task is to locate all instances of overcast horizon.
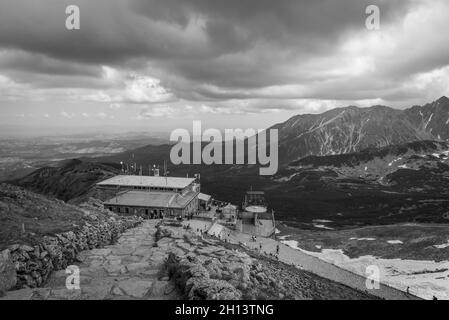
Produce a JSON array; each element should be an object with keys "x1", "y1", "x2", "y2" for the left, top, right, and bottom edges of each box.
[{"x1": 1, "y1": 0, "x2": 449, "y2": 136}]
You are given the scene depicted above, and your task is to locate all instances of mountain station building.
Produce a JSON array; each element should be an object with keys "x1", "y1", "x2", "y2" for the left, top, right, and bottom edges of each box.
[{"x1": 97, "y1": 175, "x2": 200, "y2": 219}]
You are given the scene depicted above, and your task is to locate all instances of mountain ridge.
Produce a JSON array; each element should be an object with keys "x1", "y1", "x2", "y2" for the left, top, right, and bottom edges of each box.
[{"x1": 271, "y1": 96, "x2": 449, "y2": 164}]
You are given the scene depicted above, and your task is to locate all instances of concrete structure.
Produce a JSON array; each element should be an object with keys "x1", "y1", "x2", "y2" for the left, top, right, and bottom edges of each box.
[
  {"x1": 221, "y1": 204, "x2": 238, "y2": 220},
  {"x1": 198, "y1": 193, "x2": 212, "y2": 210},
  {"x1": 237, "y1": 190, "x2": 275, "y2": 237},
  {"x1": 99, "y1": 175, "x2": 200, "y2": 219}
]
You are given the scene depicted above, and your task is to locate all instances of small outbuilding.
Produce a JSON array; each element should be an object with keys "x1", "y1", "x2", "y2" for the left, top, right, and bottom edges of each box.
[
  {"x1": 221, "y1": 203, "x2": 238, "y2": 220},
  {"x1": 198, "y1": 193, "x2": 212, "y2": 210}
]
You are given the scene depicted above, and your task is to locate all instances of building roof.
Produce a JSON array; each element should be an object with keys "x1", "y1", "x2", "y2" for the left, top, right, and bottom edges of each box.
[
  {"x1": 223, "y1": 204, "x2": 238, "y2": 214},
  {"x1": 104, "y1": 190, "x2": 198, "y2": 209},
  {"x1": 245, "y1": 205, "x2": 267, "y2": 213},
  {"x1": 97, "y1": 175, "x2": 195, "y2": 189},
  {"x1": 198, "y1": 193, "x2": 211, "y2": 202}
]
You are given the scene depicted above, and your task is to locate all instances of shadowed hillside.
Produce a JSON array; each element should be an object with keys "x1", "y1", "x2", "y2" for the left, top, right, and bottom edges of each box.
[{"x1": 11, "y1": 159, "x2": 120, "y2": 202}]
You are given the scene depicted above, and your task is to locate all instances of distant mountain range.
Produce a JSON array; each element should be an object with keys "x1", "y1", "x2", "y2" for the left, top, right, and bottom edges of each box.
[
  {"x1": 272, "y1": 96, "x2": 449, "y2": 164},
  {"x1": 9, "y1": 96, "x2": 449, "y2": 228}
]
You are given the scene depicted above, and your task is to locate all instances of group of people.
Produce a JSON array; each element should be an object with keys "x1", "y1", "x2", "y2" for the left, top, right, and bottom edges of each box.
[{"x1": 250, "y1": 234, "x2": 281, "y2": 258}]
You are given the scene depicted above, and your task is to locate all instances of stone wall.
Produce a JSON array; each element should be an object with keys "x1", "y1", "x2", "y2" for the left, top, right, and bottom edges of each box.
[
  {"x1": 156, "y1": 224, "x2": 252, "y2": 300},
  {"x1": 0, "y1": 214, "x2": 143, "y2": 293}
]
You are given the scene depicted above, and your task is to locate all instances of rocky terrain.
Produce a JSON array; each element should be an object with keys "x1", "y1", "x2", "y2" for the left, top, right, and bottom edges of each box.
[
  {"x1": 164, "y1": 231, "x2": 376, "y2": 300},
  {"x1": 278, "y1": 139, "x2": 449, "y2": 195},
  {"x1": 0, "y1": 183, "x2": 142, "y2": 293},
  {"x1": 271, "y1": 96, "x2": 449, "y2": 164},
  {"x1": 1, "y1": 220, "x2": 377, "y2": 300}
]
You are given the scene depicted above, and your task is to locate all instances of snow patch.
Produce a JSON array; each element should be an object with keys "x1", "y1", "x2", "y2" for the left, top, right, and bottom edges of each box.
[
  {"x1": 350, "y1": 237, "x2": 376, "y2": 241},
  {"x1": 281, "y1": 240, "x2": 301, "y2": 250},
  {"x1": 281, "y1": 240, "x2": 449, "y2": 300},
  {"x1": 313, "y1": 224, "x2": 334, "y2": 230},
  {"x1": 434, "y1": 240, "x2": 449, "y2": 249},
  {"x1": 387, "y1": 240, "x2": 403, "y2": 244},
  {"x1": 388, "y1": 157, "x2": 402, "y2": 167},
  {"x1": 425, "y1": 113, "x2": 434, "y2": 129}
]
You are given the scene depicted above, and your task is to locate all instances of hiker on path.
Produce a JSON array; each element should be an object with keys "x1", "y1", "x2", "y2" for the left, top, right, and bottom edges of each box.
[{"x1": 276, "y1": 244, "x2": 280, "y2": 255}]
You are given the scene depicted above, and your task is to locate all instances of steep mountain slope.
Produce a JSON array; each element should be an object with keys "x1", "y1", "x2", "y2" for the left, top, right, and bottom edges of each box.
[
  {"x1": 271, "y1": 97, "x2": 449, "y2": 164},
  {"x1": 405, "y1": 96, "x2": 449, "y2": 139}
]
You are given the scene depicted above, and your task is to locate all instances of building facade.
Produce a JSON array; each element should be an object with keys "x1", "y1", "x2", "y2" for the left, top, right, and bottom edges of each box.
[{"x1": 98, "y1": 175, "x2": 200, "y2": 219}]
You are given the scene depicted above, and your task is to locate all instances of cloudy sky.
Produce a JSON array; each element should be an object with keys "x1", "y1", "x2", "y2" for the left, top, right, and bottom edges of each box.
[{"x1": 1, "y1": 0, "x2": 449, "y2": 136}]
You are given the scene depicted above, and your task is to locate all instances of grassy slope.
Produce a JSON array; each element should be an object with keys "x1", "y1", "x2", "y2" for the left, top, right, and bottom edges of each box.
[
  {"x1": 0, "y1": 183, "x2": 107, "y2": 250},
  {"x1": 10, "y1": 159, "x2": 120, "y2": 202},
  {"x1": 278, "y1": 222, "x2": 449, "y2": 262}
]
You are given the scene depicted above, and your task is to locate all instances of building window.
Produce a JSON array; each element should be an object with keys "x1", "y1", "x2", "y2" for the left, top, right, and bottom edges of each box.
[{"x1": 125, "y1": 207, "x2": 129, "y2": 214}]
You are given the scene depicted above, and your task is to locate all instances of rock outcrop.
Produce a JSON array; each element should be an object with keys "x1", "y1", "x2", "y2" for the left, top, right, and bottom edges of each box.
[
  {"x1": 157, "y1": 224, "x2": 376, "y2": 300},
  {"x1": 270, "y1": 96, "x2": 449, "y2": 164}
]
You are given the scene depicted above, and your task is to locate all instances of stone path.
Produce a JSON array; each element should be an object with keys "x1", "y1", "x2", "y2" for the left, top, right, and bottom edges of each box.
[
  {"x1": 1, "y1": 218, "x2": 422, "y2": 300},
  {"x1": 183, "y1": 220, "x2": 421, "y2": 300},
  {"x1": 1, "y1": 221, "x2": 181, "y2": 300}
]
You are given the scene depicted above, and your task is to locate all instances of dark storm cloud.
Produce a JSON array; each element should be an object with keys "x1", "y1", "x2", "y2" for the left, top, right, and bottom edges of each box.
[
  {"x1": 0, "y1": 0, "x2": 411, "y2": 68},
  {"x1": 133, "y1": 0, "x2": 410, "y2": 50},
  {"x1": 0, "y1": 50, "x2": 101, "y2": 77},
  {"x1": 0, "y1": 0, "x2": 447, "y2": 108}
]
